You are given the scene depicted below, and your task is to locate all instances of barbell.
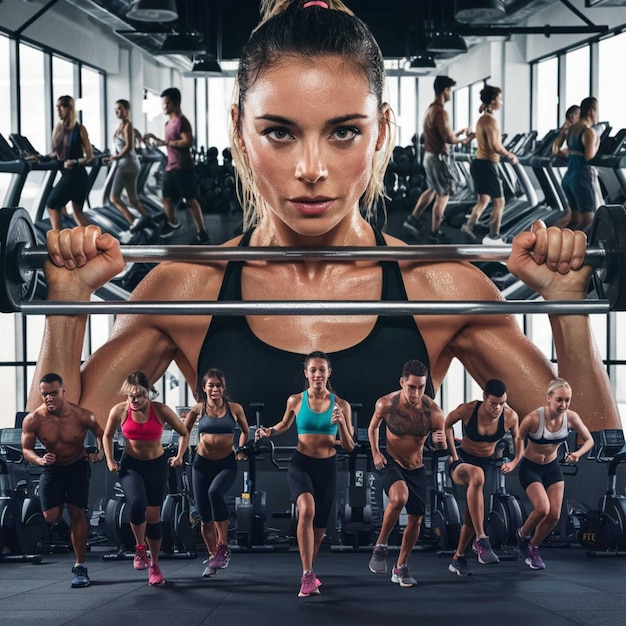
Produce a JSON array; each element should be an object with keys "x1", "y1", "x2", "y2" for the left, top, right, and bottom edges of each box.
[{"x1": 0, "y1": 204, "x2": 625, "y2": 315}]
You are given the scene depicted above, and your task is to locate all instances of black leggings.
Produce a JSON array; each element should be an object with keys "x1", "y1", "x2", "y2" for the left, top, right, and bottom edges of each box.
[
  {"x1": 192, "y1": 453, "x2": 237, "y2": 522},
  {"x1": 119, "y1": 453, "x2": 169, "y2": 525},
  {"x1": 287, "y1": 450, "x2": 337, "y2": 529}
]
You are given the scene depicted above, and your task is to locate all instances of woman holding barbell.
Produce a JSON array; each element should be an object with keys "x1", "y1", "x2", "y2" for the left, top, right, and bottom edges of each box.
[{"x1": 29, "y1": 1, "x2": 619, "y2": 458}]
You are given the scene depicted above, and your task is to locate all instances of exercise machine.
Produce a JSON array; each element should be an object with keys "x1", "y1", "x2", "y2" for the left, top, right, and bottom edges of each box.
[
  {"x1": 577, "y1": 429, "x2": 626, "y2": 556},
  {"x1": 428, "y1": 447, "x2": 461, "y2": 555},
  {"x1": 485, "y1": 438, "x2": 525, "y2": 560},
  {"x1": 234, "y1": 403, "x2": 287, "y2": 551},
  {"x1": 0, "y1": 429, "x2": 43, "y2": 563},
  {"x1": 333, "y1": 403, "x2": 376, "y2": 551},
  {"x1": 160, "y1": 427, "x2": 199, "y2": 558}
]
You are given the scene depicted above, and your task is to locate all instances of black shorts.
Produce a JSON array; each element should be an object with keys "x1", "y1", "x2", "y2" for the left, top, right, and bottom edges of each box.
[
  {"x1": 119, "y1": 453, "x2": 169, "y2": 507},
  {"x1": 39, "y1": 457, "x2": 91, "y2": 511},
  {"x1": 379, "y1": 455, "x2": 427, "y2": 517},
  {"x1": 47, "y1": 167, "x2": 90, "y2": 210},
  {"x1": 162, "y1": 168, "x2": 198, "y2": 201},
  {"x1": 470, "y1": 158, "x2": 504, "y2": 198},
  {"x1": 449, "y1": 448, "x2": 494, "y2": 480},
  {"x1": 518, "y1": 457, "x2": 564, "y2": 491},
  {"x1": 561, "y1": 166, "x2": 598, "y2": 214},
  {"x1": 287, "y1": 450, "x2": 337, "y2": 529}
]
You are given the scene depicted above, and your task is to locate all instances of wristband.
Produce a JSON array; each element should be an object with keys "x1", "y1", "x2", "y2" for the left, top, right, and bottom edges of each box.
[{"x1": 270, "y1": 427, "x2": 276, "y2": 436}]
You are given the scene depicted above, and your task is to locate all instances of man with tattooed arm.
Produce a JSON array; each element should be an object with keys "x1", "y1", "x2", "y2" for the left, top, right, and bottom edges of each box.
[{"x1": 367, "y1": 360, "x2": 446, "y2": 588}]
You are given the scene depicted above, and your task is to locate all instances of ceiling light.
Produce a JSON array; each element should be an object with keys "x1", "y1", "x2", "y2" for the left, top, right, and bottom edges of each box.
[
  {"x1": 455, "y1": 0, "x2": 506, "y2": 23},
  {"x1": 406, "y1": 54, "x2": 437, "y2": 73},
  {"x1": 127, "y1": 0, "x2": 178, "y2": 22},
  {"x1": 188, "y1": 56, "x2": 223, "y2": 76},
  {"x1": 158, "y1": 34, "x2": 206, "y2": 56},
  {"x1": 427, "y1": 32, "x2": 468, "y2": 53}
]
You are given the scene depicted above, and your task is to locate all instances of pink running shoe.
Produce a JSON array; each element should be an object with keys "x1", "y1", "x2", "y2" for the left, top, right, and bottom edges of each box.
[{"x1": 134, "y1": 544, "x2": 148, "y2": 570}]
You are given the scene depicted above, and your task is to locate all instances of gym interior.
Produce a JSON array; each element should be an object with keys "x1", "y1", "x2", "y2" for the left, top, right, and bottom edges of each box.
[{"x1": 1, "y1": 1, "x2": 626, "y2": 625}]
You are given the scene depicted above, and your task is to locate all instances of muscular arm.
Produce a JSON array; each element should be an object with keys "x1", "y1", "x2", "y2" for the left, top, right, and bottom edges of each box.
[
  {"x1": 501, "y1": 409, "x2": 522, "y2": 472},
  {"x1": 368, "y1": 397, "x2": 390, "y2": 468},
  {"x1": 232, "y1": 404, "x2": 251, "y2": 448},
  {"x1": 79, "y1": 126, "x2": 93, "y2": 165},
  {"x1": 444, "y1": 406, "x2": 464, "y2": 461},
  {"x1": 582, "y1": 127, "x2": 600, "y2": 162},
  {"x1": 334, "y1": 398, "x2": 354, "y2": 452},
  {"x1": 256, "y1": 395, "x2": 299, "y2": 439},
  {"x1": 103, "y1": 406, "x2": 122, "y2": 471},
  {"x1": 430, "y1": 403, "x2": 447, "y2": 450},
  {"x1": 21, "y1": 416, "x2": 45, "y2": 466},
  {"x1": 566, "y1": 412, "x2": 595, "y2": 461}
]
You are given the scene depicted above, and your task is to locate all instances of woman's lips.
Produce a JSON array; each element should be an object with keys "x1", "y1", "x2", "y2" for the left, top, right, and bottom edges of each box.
[{"x1": 290, "y1": 198, "x2": 333, "y2": 216}]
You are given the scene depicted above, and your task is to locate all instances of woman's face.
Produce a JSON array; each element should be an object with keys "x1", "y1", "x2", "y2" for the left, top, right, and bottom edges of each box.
[
  {"x1": 115, "y1": 104, "x2": 128, "y2": 120},
  {"x1": 547, "y1": 386, "x2": 571, "y2": 416},
  {"x1": 126, "y1": 386, "x2": 149, "y2": 411},
  {"x1": 235, "y1": 55, "x2": 386, "y2": 238},
  {"x1": 491, "y1": 93, "x2": 503, "y2": 111},
  {"x1": 304, "y1": 358, "x2": 331, "y2": 392},
  {"x1": 56, "y1": 102, "x2": 71, "y2": 120},
  {"x1": 204, "y1": 377, "x2": 225, "y2": 403}
]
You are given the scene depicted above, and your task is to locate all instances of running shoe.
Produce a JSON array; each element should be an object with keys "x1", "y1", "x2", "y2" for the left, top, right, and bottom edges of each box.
[
  {"x1": 148, "y1": 562, "x2": 165, "y2": 586},
  {"x1": 195, "y1": 230, "x2": 210, "y2": 244},
  {"x1": 134, "y1": 544, "x2": 149, "y2": 570},
  {"x1": 461, "y1": 221, "x2": 477, "y2": 239},
  {"x1": 298, "y1": 569, "x2": 320, "y2": 597},
  {"x1": 209, "y1": 543, "x2": 231, "y2": 569},
  {"x1": 448, "y1": 555, "x2": 473, "y2": 577},
  {"x1": 472, "y1": 537, "x2": 500, "y2": 564},
  {"x1": 482, "y1": 234, "x2": 507, "y2": 246},
  {"x1": 402, "y1": 214, "x2": 423, "y2": 238},
  {"x1": 159, "y1": 220, "x2": 181, "y2": 238},
  {"x1": 391, "y1": 564, "x2": 417, "y2": 587},
  {"x1": 368, "y1": 544, "x2": 389, "y2": 574},
  {"x1": 70, "y1": 565, "x2": 90, "y2": 588},
  {"x1": 525, "y1": 545, "x2": 546, "y2": 570},
  {"x1": 202, "y1": 563, "x2": 218, "y2": 578}
]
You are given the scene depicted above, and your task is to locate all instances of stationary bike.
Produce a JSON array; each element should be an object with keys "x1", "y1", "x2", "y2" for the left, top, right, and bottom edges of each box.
[
  {"x1": 428, "y1": 447, "x2": 461, "y2": 555},
  {"x1": 577, "y1": 429, "x2": 626, "y2": 555},
  {"x1": 160, "y1": 427, "x2": 200, "y2": 558},
  {"x1": 334, "y1": 403, "x2": 376, "y2": 551},
  {"x1": 485, "y1": 437, "x2": 525, "y2": 560},
  {"x1": 0, "y1": 429, "x2": 44, "y2": 563},
  {"x1": 235, "y1": 403, "x2": 284, "y2": 551}
]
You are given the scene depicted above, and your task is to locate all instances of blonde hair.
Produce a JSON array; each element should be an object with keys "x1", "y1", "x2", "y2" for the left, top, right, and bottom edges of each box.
[
  {"x1": 547, "y1": 378, "x2": 571, "y2": 396},
  {"x1": 230, "y1": 0, "x2": 395, "y2": 231}
]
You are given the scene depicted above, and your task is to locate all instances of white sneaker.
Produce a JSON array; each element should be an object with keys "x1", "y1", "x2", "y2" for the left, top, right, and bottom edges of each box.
[{"x1": 482, "y1": 234, "x2": 507, "y2": 246}]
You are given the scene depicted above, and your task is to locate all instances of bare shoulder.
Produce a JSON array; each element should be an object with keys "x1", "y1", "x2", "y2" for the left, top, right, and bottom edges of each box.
[
  {"x1": 22, "y1": 408, "x2": 44, "y2": 431},
  {"x1": 130, "y1": 234, "x2": 246, "y2": 302}
]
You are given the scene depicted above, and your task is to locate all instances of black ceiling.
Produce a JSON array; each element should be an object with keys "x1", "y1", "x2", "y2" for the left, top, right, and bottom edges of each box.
[{"x1": 72, "y1": 0, "x2": 614, "y2": 63}]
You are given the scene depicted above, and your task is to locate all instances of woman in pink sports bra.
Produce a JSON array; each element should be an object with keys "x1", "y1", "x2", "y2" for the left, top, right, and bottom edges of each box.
[{"x1": 103, "y1": 370, "x2": 188, "y2": 586}]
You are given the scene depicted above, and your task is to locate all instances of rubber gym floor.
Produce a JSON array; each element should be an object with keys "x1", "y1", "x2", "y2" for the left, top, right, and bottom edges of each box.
[{"x1": 1, "y1": 544, "x2": 625, "y2": 626}]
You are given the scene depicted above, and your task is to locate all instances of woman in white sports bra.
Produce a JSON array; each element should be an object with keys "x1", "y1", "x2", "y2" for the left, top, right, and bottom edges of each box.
[{"x1": 509, "y1": 378, "x2": 593, "y2": 570}]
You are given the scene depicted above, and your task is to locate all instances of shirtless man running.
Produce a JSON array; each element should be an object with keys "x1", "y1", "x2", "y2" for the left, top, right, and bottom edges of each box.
[
  {"x1": 367, "y1": 359, "x2": 446, "y2": 587},
  {"x1": 21, "y1": 373, "x2": 104, "y2": 588}
]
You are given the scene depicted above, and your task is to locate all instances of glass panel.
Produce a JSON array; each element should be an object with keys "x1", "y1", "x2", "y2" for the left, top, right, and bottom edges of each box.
[
  {"x1": 52, "y1": 55, "x2": 75, "y2": 105},
  {"x1": 19, "y1": 43, "x2": 47, "y2": 153},
  {"x1": 564, "y1": 46, "x2": 590, "y2": 114},
  {"x1": 470, "y1": 81, "x2": 484, "y2": 131},
  {"x1": 207, "y1": 76, "x2": 235, "y2": 152},
  {"x1": 598, "y1": 32, "x2": 626, "y2": 130},
  {"x1": 534, "y1": 57, "x2": 559, "y2": 137},
  {"x1": 454, "y1": 87, "x2": 469, "y2": 135},
  {"x1": 0, "y1": 35, "x2": 11, "y2": 138},
  {"x1": 195, "y1": 79, "x2": 208, "y2": 153},
  {"x1": 398, "y1": 76, "x2": 418, "y2": 147},
  {"x1": 79, "y1": 66, "x2": 104, "y2": 150}
]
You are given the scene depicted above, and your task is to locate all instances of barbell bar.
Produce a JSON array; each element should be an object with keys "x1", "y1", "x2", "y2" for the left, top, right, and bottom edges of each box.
[{"x1": 1, "y1": 204, "x2": 625, "y2": 314}]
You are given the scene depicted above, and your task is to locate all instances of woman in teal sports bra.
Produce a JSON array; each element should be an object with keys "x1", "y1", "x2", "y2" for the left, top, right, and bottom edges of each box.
[{"x1": 256, "y1": 351, "x2": 354, "y2": 598}]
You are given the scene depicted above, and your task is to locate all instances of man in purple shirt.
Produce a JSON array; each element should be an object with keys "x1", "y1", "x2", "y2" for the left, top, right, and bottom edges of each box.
[{"x1": 144, "y1": 87, "x2": 209, "y2": 243}]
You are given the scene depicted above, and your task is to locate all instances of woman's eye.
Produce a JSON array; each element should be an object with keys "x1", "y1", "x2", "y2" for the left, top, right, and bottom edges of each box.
[
  {"x1": 333, "y1": 126, "x2": 360, "y2": 141},
  {"x1": 263, "y1": 127, "x2": 293, "y2": 142}
]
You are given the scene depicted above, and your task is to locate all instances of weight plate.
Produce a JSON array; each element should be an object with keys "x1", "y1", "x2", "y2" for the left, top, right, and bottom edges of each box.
[{"x1": 0, "y1": 207, "x2": 38, "y2": 313}]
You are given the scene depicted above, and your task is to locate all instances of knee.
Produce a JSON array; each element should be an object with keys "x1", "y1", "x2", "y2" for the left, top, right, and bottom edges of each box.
[
  {"x1": 386, "y1": 492, "x2": 408, "y2": 511},
  {"x1": 43, "y1": 509, "x2": 62, "y2": 524},
  {"x1": 545, "y1": 510, "x2": 561, "y2": 527},
  {"x1": 534, "y1": 502, "x2": 550, "y2": 518},
  {"x1": 297, "y1": 502, "x2": 315, "y2": 524}
]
